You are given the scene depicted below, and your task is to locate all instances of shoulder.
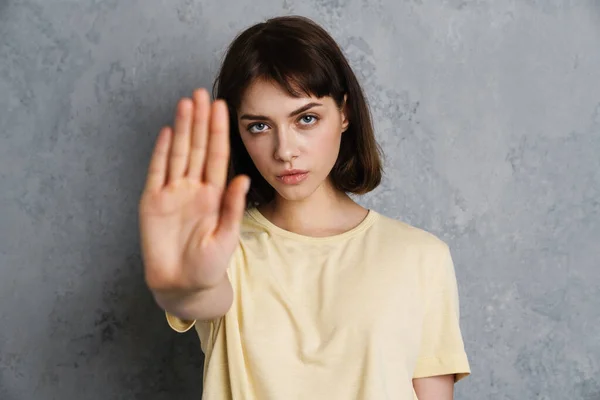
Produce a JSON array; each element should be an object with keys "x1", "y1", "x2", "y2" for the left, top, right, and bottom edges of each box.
[
  {"x1": 239, "y1": 208, "x2": 270, "y2": 236},
  {"x1": 372, "y1": 212, "x2": 458, "y2": 295},
  {"x1": 371, "y1": 210, "x2": 450, "y2": 256},
  {"x1": 370, "y1": 211, "x2": 454, "y2": 284}
]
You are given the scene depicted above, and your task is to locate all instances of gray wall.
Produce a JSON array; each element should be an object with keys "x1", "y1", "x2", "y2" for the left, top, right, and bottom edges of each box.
[{"x1": 1, "y1": 0, "x2": 599, "y2": 399}]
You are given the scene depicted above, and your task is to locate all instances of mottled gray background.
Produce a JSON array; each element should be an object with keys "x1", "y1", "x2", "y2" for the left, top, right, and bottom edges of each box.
[{"x1": 1, "y1": 0, "x2": 599, "y2": 399}]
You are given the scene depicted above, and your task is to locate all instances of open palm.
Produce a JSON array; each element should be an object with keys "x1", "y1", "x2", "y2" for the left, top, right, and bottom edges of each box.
[{"x1": 139, "y1": 89, "x2": 250, "y2": 293}]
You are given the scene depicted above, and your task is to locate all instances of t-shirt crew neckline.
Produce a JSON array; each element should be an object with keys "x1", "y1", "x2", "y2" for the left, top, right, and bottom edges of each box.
[{"x1": 246, "y1": 207, "x2": 379, "y2": 243}]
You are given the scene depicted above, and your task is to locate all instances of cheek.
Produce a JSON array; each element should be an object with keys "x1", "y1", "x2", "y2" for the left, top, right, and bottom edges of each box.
[
  {"x1": 241, "y1": 138, "x2": 272, "y2": 174},
  {"x1": 308, "y1": 125, "x2": 342, "y2": 160},
  {"x1": 244, "y1": 142, "x2": 264, "y2": 164}
]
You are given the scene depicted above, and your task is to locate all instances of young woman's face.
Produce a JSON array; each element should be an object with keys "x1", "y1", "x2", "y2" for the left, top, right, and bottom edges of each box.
[{"x1": 237, "y1": 79, "x2": 348, "y2": 202}]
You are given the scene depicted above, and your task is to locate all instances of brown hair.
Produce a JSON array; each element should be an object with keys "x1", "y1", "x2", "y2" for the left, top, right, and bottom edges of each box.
[{"x1": 212, "y1": 15, "x2": 384, "y2": 207}]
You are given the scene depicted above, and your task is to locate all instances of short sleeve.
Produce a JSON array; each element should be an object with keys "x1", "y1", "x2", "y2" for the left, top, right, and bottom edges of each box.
[
  {"x1": 413, "y1": 244, "x2": 471, "y2": 382},
  {"x1": 165, "y1": 311, "x2": 196, "y2": 333}
]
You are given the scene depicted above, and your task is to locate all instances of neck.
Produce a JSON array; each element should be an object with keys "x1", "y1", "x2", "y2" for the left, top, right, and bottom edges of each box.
[{"x1": 258, "y1": 180, "x2": 367, "y2": 237}]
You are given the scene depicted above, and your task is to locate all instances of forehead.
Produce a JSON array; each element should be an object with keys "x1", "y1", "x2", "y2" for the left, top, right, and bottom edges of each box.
[{"x1": 238, "y1": 78, "x2": 332, "y2": 113}]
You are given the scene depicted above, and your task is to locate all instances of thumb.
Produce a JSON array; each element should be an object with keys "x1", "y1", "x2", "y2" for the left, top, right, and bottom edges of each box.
[{"x1": 215, "y1": 175, "x2": 251, "y2": 242}]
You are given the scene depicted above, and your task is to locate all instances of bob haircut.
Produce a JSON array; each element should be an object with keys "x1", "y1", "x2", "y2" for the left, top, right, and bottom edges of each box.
[{"x1": 212, "y1": 15, "x2": 384, "y2": 208}]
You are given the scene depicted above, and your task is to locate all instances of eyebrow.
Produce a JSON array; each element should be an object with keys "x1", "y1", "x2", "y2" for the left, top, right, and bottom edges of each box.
[{"x1": 239, "y1": 102, "x2": 323, "y2": 121}]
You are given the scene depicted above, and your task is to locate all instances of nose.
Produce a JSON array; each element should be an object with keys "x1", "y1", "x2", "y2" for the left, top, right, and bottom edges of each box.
[{"x1": 274, "y1": 126, "x2": 299, "y2": 162}]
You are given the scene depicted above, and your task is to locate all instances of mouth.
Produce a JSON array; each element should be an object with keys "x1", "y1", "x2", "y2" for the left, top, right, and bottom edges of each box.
[{"x1": 276, "y1": 170, "x2": 309, "y2": 185}]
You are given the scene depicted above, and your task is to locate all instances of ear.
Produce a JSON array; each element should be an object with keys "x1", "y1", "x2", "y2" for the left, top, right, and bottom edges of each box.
[{"x1": 341, "y1": 94, "x2": 349, "y2": 132}]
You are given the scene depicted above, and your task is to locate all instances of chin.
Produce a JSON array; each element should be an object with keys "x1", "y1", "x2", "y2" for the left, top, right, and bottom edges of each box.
[
  {"x1": 271, "y1": 180, "x2": 319, "y2": 202},
  {"x1": 274, "y1": 187, "x2": 313, "y2": 202}
]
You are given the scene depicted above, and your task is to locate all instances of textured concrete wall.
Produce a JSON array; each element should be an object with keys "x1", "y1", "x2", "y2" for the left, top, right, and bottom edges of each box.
[{"x1": 1, "y1": 1, "x2": 599, "y2": 399}]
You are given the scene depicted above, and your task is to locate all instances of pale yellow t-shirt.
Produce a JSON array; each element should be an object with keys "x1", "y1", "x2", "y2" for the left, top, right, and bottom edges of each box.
[{"x1": 166, "y1": 208, "x2": 470, "y2": 399}]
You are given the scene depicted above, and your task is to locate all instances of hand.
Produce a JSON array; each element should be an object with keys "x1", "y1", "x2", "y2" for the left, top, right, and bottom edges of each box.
[{"x1": 138, "y1": 88, "x2": 250, "y2": 293}]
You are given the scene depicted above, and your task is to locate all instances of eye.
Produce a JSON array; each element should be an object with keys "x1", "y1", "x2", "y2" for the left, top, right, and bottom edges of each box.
[
  {"x1": 248, "y1": 122, "x2": 269, "y2": 134},
  {"x1": 298, "y1": 114, "x2": 319, "y2": 126}
]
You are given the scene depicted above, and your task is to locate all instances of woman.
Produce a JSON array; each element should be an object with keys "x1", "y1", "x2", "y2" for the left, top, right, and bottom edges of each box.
[{"x1": 139, "y1": 15, "x2": 470, "y2": 400}]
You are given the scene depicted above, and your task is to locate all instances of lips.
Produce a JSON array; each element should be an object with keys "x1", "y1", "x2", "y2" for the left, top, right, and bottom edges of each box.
[
  {"x1": 275, "y1": 170, "x2": 309, "y2": 185},
  {"x1": 277, "y1": 169, "x2": 308, "y2": 177}
]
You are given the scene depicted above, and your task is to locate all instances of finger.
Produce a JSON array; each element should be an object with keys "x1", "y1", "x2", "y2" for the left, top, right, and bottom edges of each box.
[
  {"x1": 187, "y1": 88, "x2": 210, "y2": 180},
  {"x1": 168, "y1": 98, "x2": 193, "y2": 183},
  {"x1": 144, "y1": 127, "x2": 172, "y2": 191},
  {"x1": 204, "y1": 100, "x2": 230, "y2": 189},
  {"x1": 215, "y1": 175, "x2": 250, "y2": 241}
]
